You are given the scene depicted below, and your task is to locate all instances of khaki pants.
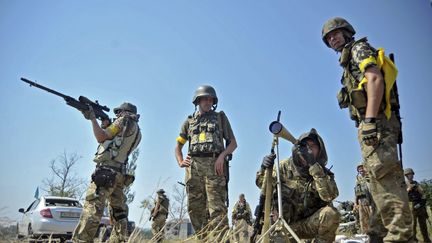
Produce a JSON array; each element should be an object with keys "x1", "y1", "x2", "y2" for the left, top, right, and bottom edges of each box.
[
  {"x1": 359, "y1": 114, "x2": 413, "y2": 242},
  {"x1": 271, "y1": 206, "x2": 340, "y2": 243},
  {"x1": 151, "y1": 215, "x2": 167, "y2": 243},
  {"x1": 185, "y1": 156, "x2": 228, "y2": 240},
  {"x1": 73, "y1": 172, "x2": 128, "y2": 243},
  {"x1": 358, "y1": 203, "x2": 372, "y2": 234}
]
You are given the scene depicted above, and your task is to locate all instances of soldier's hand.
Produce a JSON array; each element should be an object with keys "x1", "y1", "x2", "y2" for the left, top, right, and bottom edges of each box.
[
  {"x1": 215, "y1": 155, "x2": 225, "y2": 176},
  {"x1": 361, "y1": 118, "x2": 378, "y2": 146},
  {"x1": 261, "y1": 153, "x2": 276, "y2": 169},
  {"x1": 82, "y1": 105, "x2": 96, "y2": 120},
  {"x1": 179, "y1": 155, "x2": 191, "y2": 168},
  {"x1": 101, "y1": 118, "x2": 111, "y2": 129}
]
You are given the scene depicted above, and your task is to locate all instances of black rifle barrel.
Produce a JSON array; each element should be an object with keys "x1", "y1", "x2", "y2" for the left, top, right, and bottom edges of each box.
[{"x1": 21, "y1": 77, "x2": 72, "y2": 100}]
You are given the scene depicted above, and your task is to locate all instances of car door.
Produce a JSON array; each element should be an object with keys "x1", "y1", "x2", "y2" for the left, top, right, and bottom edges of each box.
[
  {"x1": 22, "y1": 199, "x2": 39, "y2": 236},
  {"x1": 19, "y1": 200, "x2": 37, "y2": 235}
]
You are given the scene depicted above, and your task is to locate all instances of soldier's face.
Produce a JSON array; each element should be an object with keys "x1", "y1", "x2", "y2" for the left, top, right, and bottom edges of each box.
[
  {"x1": 357, "y1": 166, "x2": 365, "y2": 176},
  {"x1": 305, "y1": 140, "x2": 320, "y2": 160},
  {"x1": 198, "y1": 96, "x2": 214, "y2": 113},
  {"x1": 326, "y1": 29, "x2": 345, "y2": 52},
  {"x1": 405, "y1": 173, "x2": 414, "y2": 181}
]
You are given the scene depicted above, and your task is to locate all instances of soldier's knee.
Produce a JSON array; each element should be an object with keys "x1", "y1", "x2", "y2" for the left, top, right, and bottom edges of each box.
[{"x1": 319, "y1": 206, "x2": 340, "y2": 230}]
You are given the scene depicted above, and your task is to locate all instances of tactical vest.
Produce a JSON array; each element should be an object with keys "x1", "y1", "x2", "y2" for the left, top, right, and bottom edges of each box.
[
  {"x1": 187, "y1": 111, "x2": 224, "y2": 154},
  {"x1": 94, "y1": 117, "x2": 141, "y2": 165},
  {"x1": 158, "y1": 197, "x2": 170, "y2": 216},
  {"x1": 337, "y1": 38, "x2": 399, "y2": 126},
  {"x1": 354, "y1": 177, "x2": 369, "y2": 198},
  {"x1": 407, "y1": 181, "x2": 423, "y2": 204},
  {"x1": 234, "y1": 203, "x2": 248, "y2": 220}
]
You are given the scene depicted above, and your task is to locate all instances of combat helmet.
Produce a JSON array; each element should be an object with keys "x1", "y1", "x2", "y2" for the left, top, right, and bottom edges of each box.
[
  {"x1": 356, "y1": 163, "x2": 364, "y2": 172},
  {"x1": 404, "y1": 168, "x2": 414, "y2": 175},
  {"x1": 192, "y1": 85, "x2": 218, "y2": 106},
  {"x1": 322, "y1": 17, "x2": 356, "y2": 47},
  {"x1": 114, "y1": 102, "x2": 137, "y2": 115},
  {"x1": 157, "y1": 189, "x2": 165, "y2": 194}
]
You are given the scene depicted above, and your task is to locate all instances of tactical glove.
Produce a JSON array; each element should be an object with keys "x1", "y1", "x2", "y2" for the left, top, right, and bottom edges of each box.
[
  {"x1": 361, "y1": 118, "x2": 378, "y2": 146},
  {"x1": 82, "y1": 105, "x2": 96, "y2": 120},
  {"x1": 261, "y1": 153, "x2": 276, "y2": 169}
]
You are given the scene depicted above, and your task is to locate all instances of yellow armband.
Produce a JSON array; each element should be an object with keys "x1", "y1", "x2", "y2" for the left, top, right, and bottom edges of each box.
[
  {"x1": 106, "y1": 123, "x2": 121, "y2": 137},
  {"x1": 176, "y1": 136, "x2": 187, "y2": 145}
]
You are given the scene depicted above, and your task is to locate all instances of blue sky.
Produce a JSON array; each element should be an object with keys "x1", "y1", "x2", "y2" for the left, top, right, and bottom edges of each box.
[{"x1": 1, "y1": 0, "x2": 431, "y2": 227}]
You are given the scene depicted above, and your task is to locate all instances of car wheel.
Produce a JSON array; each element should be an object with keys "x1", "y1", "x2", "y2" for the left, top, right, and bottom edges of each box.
[{"x1": 27, "y1": 224, "x2": 37, "y2": 243}]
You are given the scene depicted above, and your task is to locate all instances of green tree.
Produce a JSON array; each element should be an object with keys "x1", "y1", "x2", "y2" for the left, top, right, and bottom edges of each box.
[
  {"x1": 42, "y1": 151, "x2": 86, "y2": 198},
  {"x1": 419, "y1": 179, "x2": 432, "y2": 207}
]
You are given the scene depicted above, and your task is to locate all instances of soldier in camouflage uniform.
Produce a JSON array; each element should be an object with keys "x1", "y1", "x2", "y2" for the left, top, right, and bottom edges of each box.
[
  {"x1": 150, "y1": 189, "x2": 170, "y2": 243},
  {"x1": 73, "y1": 102, "x2": 142, "y2": 243},
  {"x1": 256, "y1": 128, "x2": 340, "y2": 243},
  {"x1": 404, "y1": 168, "x2": 431, "y2": 243},
  {"x1": 175, "y1": 85, "x2": 237, "y2": 240},
  {"x1": 354, "y1": 164, "x2": 373, "y2": 234},
  {"x1": 232, "y1": 193, "x2": 252, "y2": 243},
  {"x1": 322, "y1": 17, "x2": 413, "y2": 242}
]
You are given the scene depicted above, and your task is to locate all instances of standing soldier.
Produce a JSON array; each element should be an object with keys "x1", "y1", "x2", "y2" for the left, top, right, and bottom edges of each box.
[
  {"x1": 232, "y1": 193, "x2": 252, "y2": 243},
  {"x1": 175, "y1": 85, "x2": 237, "y2": 240},
  {"x1": 322, "y1": 17, "x2": 413, "y2": 242},
  {"x1": 150, "y1": 189, "x2": 170, "y2": 243},
  {"x1": 404, "y1": 168, "x2": 431, "y2": 243},
  {"x1": 73, "y1": 102, "x2": 142, "y2": 243},
  {"x1": 354, "y1": 164, "x2": 373, "y2": 234},
  {"x1": 257, "y1": 129, "x2": 340, "y2": 242}
]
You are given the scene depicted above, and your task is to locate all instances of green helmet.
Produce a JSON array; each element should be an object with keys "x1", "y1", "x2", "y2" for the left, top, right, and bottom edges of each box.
[
  {"x1": 113, "y1": 102, "x2": 137, "y2": 115},
  {"x1": 192, "y1": 85, "x2": 218, "y2": 105},
  {"x1": 404, "y1": 168, "x2": 414, "y2": 175},
  {"x1": 322, "y1": 17, "x2": 356, "y2": 47},
  {"x1": 157, "y1": 189, "x2": 165, "y2": 194}
]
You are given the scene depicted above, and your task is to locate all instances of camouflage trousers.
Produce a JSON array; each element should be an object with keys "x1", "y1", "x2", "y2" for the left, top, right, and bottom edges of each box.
[
  {"x1": 272, "y1": 206, "x2": 340, "y2": 243},
  {"x1": 412, "y1": 205, "x2": 431, "y2": 242},
  {"x1": 233, "y1": 219, "x2": 250, "y2": 243},
  {"x1": 185, "y1": 156, "x2": 228, "y2": 240},
  {"x1": 357, "y1": 201, "x2": 372, "y2": 234},
  {"x1": 358, "y1": 113, "x2": 413, "y2": 242},
  {"x1": 73, "y1": 171, "x2": 128, "y2": 243},
  {"x1": 151, "y1": 215, "x2": 167, "y2": 243}
]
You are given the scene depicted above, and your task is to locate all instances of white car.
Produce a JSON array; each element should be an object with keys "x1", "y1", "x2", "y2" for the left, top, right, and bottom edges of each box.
[{"x1": 17, "y1": 196, "x2": 83, "y2": 241}]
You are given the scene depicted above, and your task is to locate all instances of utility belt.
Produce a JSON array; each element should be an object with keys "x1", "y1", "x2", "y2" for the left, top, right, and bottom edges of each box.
[
  {"x1": 97, "y1": 161, "x2": 126, "y2": 174},
  {"x1": 189, "y1": 152, "x2": 220, "y2": 158},
  {"x1": 357, "y1": 106, "x2": 400, "y2": 122}
]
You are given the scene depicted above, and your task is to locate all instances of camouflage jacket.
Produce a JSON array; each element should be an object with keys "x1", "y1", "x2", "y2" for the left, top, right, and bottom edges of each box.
[
  {"x1": 232, "y1": 201, "x2": 252, "y2": 222},
  {"x1": 256, "y1": 158, "x2": 339, "y2": 222}
]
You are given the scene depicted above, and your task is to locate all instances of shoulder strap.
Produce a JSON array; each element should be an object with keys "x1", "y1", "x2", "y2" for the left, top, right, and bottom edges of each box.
[{"x1": 217, "y1": 111, "x2": 225, "y2": 148}]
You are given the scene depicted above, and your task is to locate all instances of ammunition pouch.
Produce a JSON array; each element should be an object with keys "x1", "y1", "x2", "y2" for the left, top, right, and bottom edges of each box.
[
  {"x1": 337, "y1": 87, "x2": 350, "y2": 109},
  {"x1": 350, "y1": 89, "x2": 367, "y2": 114},
  {"x1": 124, "y1": 174, "x2": 135, "y2": 186},
  {"x1": 92, "y1": 166, "x2": 117, "y2": 188}
]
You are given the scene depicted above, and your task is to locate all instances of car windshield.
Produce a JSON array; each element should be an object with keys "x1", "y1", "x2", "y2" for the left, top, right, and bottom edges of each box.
[{"x1": 45, "y1": 199, "x2": 82, "y2": 207}]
